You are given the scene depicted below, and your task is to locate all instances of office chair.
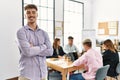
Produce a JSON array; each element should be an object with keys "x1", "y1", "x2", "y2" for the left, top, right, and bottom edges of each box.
[
  {"x1": 95, "y1": 65, "x2": 110, "y2": 80},
  {"x1": 115, "y1": 62, "x2": 120, "y2": 80}
]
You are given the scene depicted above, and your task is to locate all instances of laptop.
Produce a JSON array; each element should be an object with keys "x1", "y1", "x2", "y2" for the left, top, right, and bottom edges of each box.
[{"x1": 66, "y1": 52, "x2": 78, "y2": 62}]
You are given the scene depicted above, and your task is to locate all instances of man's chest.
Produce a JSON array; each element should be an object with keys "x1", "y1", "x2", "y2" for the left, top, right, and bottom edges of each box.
[
  {"x1": 68, "y1": 46, "x2": 75, "y2": 50},
  {"x1": 25, "y1": 30, "x2": 45, "y2": 46}
]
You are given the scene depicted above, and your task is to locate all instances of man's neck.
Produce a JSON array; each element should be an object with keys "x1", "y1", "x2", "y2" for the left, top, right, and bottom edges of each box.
[
  {"x1": 28, "y1": 23, "x2": 37, "y2": 31},
  {"x1": 86, "y1": 47, "x2": 91, "y2": 51},
  {"x1": 69, "y1": 44, "x2": 73, "y2": 47}
]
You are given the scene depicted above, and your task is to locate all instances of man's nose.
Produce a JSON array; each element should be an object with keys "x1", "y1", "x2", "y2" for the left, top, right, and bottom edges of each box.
[{"x1": 29, "y1": 12, "x2": 34, "y2": 16}]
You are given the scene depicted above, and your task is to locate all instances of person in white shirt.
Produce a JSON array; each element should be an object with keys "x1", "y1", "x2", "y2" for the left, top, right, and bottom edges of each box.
[{"x1": 64, "y1": 36, "x2": 79, "y2": 54}]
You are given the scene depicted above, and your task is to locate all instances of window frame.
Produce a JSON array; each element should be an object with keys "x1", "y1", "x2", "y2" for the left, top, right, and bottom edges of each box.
[
  {"x1": 22, "y1": 0, "x2": 55, "y2": 41},
  {"x1": 63, "y1": 0, "x2": 84, "y2": 46}
]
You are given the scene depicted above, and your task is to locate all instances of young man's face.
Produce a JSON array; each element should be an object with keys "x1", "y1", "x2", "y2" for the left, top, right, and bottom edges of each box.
[
  {"x1": 25, "y1": 9, "x2": 38, "y2": 24},
  {"x1": 68, "y1": 39, "x2": 73, "y2": 45}
]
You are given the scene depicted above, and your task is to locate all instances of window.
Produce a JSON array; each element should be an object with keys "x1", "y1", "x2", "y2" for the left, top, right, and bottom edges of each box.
[
  {"x1": 22, "y1": 0, "x2": 55, "y2": 43},
  {"x1": 64, "y1": 0, "x2": 84, "y2": 51}
]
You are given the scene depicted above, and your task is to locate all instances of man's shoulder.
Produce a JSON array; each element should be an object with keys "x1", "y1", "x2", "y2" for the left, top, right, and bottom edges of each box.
[
  {"x1": 89, "y1": 49, "x2": 98, "y2": 54},
  {"x1": 17, "y1": 26, "x2": 26, "y2": 34},
  {"x1": 85, "y1": 49, "x2": 95, "y2": 55},
  {"x1": 38, "y1": 29, "x2": 49, "y2": 39},
  {"x1": 40, "y1": 29, "x2": 47, "y2": 34},
  {"x1": 87, "y1": 49, "x2": 100, "y2": 57},
  {"x1": 17, "y1": 26, "x2": 26, "y2": 31}
]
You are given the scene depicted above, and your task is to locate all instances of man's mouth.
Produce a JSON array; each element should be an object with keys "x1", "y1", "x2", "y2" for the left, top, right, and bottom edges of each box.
[{"x1": 29, "y1": 17, "x2": 35, "y2": 20}]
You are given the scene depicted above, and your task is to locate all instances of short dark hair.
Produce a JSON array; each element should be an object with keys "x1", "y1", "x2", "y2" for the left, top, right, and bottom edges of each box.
[
  {"x1": 83, "y1": 42, "x2": 92, "y2": 47},
  {"x1": 25, "y1": 4, "x2": 38, "y2": 11},
  {"x1": 68, "y1": 36, "x2": 74, "y2": 39}
]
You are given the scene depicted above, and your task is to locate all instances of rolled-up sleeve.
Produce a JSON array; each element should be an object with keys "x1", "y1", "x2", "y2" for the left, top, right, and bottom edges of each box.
[
  {"x1": 17, "y1": 29, "x2": 47, "y2": 57},
  {"x1": 73, "y1": 53, "x2": 86, "y2": 66}
]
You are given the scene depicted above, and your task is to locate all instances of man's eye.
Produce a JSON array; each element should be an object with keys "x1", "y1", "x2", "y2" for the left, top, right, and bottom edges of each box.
[
  {"x1": 27, "y1": 12, "x2": 30, "y2": 14},
  {"x1": 32, "y1": 11, "x2": 36, "y2": 14}
]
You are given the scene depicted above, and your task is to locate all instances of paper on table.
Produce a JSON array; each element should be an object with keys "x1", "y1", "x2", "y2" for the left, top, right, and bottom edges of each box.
[{"x1": 47, "y1": 59, "x2": 73, "y2": 68}]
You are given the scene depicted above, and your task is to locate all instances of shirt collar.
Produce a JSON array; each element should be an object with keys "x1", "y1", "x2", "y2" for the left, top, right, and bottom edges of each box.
[
  {"x1": 87, "y1": 48, "x2": 92, "y2": 52},
  {"x1": 68, "y1": 44, "x2": 73, "y2": 47},
  {"x1": 24, "y1": 24, "x2": 41, "y2": 31}
]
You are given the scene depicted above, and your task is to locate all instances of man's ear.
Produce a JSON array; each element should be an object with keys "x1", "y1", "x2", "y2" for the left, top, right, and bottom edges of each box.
[
  {"x1": 24, "y1": 11, "x2": 27, "y2": 19},
  {"x1": 37, "y1": 12, "x2": 38, "y2": 17}
]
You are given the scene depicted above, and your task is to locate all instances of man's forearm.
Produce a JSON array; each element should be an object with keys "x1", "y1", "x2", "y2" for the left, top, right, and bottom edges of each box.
[{"x1": 38, "y1": 43, "x2": 53, "y2": 56}]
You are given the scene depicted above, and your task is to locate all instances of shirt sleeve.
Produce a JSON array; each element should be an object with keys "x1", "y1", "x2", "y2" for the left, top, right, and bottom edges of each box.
[
  {"x1": 17, "y1": 29, "x2": 47, "y2": 57},
  {"x1": 73, "y1": 53, "x2": 87, "y2": 66},
  {"x1": 38, "y1": 31, "x2": 53, "y2": 57}
]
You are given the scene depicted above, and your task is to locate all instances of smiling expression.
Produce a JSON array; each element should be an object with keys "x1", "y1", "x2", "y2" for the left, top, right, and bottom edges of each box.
[{"x1": 25, "y1": 9, "x2": 38, "y2": 24}]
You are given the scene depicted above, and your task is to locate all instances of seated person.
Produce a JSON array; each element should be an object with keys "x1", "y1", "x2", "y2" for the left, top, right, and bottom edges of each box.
[
  {"x1": 70, "y1": 39, "x2": 103, "y2": 80},
  {"x1": 102, "y1": 39, "x2": 119, "y2": 78},
  {"x1": 64, "y1": 36, "x2": 79, "y2": 54},
  {"x1": 47, "y1": 38, "x2": 66, "y2": 58}
]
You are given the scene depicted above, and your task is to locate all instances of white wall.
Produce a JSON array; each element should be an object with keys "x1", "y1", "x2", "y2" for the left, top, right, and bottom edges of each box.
[
  {"x1": 92, "y1": 0, "x2": 120, "y2": 39},
  {"x1": 0, "y1": 0, "x2": 22, "y2": 79},
  {"x1": 77, "y1": 0, "x2": 93, "y2": 29}
]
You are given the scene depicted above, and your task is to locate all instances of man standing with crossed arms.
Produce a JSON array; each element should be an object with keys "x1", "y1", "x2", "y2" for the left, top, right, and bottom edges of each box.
[{"x1": 17, "y1": 4, "x2": 53, "y2": 80}]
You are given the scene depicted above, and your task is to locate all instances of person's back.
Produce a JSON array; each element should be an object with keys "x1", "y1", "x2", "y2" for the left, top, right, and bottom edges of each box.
[
  {"x1": 82, "y1": 49, "x2": 103, "y2": 79},
  {"x1": 102, "y1": 39, "x2": 119, "y2": 77},
  {"x1": 103, "y1": 50, "x2": 119, "y2": 77},
  {"x1": 70, "y1": 39, "x2": 103, "y2": 80}
]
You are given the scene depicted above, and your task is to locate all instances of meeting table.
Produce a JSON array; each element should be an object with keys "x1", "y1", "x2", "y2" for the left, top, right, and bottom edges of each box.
[{"x1": 46, "y1": 58, "x2": 84, "y2": 80}]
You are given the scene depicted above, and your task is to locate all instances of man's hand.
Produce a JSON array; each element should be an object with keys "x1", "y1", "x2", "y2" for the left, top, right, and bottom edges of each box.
[
  {"x1": 58, "y1": 56, "x2": 62, "y2": 58},
  {"x1": 41, "y1": 44, "x2": 47, "y2": 49}
]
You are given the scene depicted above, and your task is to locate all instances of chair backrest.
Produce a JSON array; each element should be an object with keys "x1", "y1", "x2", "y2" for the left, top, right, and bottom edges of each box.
[
  {"x1": 116, "y1": 62, "x2": 120, "y2": 74},
  {"x1": 95, "y1": 65, "x2": 110, "y2": 80}
]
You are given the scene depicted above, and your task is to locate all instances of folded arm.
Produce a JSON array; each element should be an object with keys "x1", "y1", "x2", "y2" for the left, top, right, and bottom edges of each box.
[
  {"x1": 17, "y1": 29, "x2": 48, "y2": 57},
  {"x1": 38, "y1": 31, "x2": 53, "y2": 57}
]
